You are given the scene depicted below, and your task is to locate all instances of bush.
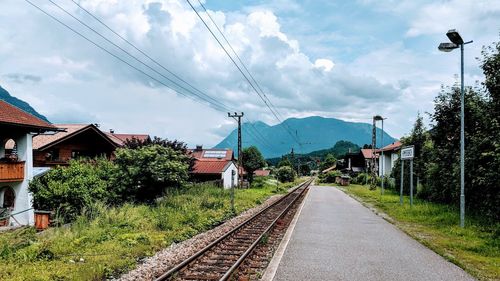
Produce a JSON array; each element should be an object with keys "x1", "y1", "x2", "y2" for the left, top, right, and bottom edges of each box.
[
  {"x1": 351, "y1": 173, "x2": 368, "y2": 185},
  {"x1": 112, "y1": 145, "x2": 190, "y2": 202},
  {"x1": 319, "y1": 171, "x2": 341, "y2": 183},
  {"x1": 276, "y1": 166, "x2": 296, "y2": 183},
  {"x1": 29, "y1": 158, "x2": 116, "y2": 223}
]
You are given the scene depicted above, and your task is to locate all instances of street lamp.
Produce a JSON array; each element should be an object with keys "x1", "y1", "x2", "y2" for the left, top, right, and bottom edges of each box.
[{"x1": 438, "y1": 29, "x2": 472, "y2": 228}]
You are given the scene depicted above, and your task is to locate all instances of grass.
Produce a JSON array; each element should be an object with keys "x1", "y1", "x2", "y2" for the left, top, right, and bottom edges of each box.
[
  {"x1": 335, "y1": 184, "x2": 500, "y2": 281},
  {"x1": 0, "y1": 178, "x2": 305, "y2": 281}
]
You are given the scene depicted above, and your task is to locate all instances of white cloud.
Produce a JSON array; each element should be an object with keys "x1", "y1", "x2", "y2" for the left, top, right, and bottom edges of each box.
[
  {"x1": 314, "y1": 58, "x2": 334, "y2": 72},
  {"x1": 3, "y1": 0, "x2": 495, "y2": 148}
]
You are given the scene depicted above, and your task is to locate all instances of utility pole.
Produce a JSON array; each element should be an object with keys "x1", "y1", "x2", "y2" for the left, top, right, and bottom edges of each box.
[{"x1": 228, "y1": 112, "x2": 244, "y2": 188}]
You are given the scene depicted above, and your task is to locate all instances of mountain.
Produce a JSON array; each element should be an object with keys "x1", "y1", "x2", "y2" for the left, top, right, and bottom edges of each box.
[
  {"x1": 214, "y1": 116, "x2": 395, "y2": 158},
  {"x1": 0, "y1": 85, "x2": 49, "y2": 122},
  {"x1": 266, "y1": 140, "x2": 360, "y2": 166}
]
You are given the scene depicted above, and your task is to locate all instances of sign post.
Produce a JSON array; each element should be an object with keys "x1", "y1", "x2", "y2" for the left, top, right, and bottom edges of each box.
[
  {"x1": 400, "y1": 146, "x2": 415, "y2": 206},
  {"x1": 231, "y1": 170, "x2": 236, "y2": 213}
]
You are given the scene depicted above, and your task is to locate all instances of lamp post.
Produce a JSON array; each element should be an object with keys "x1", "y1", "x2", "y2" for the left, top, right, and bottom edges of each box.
[
  {"x1": 373, "y1": 115, "x2": 385, "y2": 194},
  {"x1": 438, "y1": 29, "x2": 472, "y2": 228}
]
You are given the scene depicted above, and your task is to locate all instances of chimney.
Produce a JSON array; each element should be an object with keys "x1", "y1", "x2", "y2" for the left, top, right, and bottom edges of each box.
[
  {"x1": 348, "y1": 148, "x2": 351, "y2": 153},
  {"x1": 195, "y1": 145, "x2": 203, "y2": 151}
]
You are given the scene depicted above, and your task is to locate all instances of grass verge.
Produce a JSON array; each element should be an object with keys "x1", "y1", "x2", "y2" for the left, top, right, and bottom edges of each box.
[
  {"x1": 0, "y1": 178, "x2": 305, "y2": 281},
  {"x1": 338, "y1": 184, "x2": 499, "y2": 281}
]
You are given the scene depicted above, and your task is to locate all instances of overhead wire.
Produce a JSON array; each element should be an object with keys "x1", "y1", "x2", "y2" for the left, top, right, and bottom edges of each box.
[
  {"x1": 25, "y1": 0, "x2": 279, "y2": 152},
  {"x1": 185, "y1": 0, "x2": 301, "y2": 145},
  {"x1": 48, "y1": 0, "x2": 230, "y2": 113}
]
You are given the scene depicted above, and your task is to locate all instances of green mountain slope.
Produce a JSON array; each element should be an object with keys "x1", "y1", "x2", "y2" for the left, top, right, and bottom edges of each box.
[
  {"x1": 266, "y1": 140, "x2": 360, "y2": 166},
  {"x1": 0, "y1": 85, "x2": 49, "y2": 122},
  {"x1": 214, "y1": 116, "x2": 395, "y2": 158}
]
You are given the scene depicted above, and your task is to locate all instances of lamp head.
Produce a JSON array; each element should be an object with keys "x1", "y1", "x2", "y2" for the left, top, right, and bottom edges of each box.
[
  {"x1": 373, "y1": 115, "x2": 384, "y2": 121},
  {"x1": 438, "y1": 42, "x2": 459, "y2": 52},
  {"x1": 446, "y1": 29, "x2": 464, "y2": 45}
]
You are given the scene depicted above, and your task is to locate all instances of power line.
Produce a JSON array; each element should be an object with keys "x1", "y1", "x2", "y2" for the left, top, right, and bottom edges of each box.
[
  {"x1": 68, "y1": 0, "x2": 227, "y2": 113},
  {"x1": 24, "y1": 0, "x2": 222, "y2": 110},
  {"x1": 67, "y1": 0, "x2": 280, "y2": 152},
  {"x1": 195, "y1": 0, "x2": 298, "y2": 146},
  {"x1": 47, "y1": 0, "x2": 230, "y2": 113},
  {"x1": 26, "y1": 0, "x2": 279, "y2": 152},
  {"x1": 185, "y1": 0, "x2": 301, "y2": 145},
  {"x1": 195, "y1": 0, "x2": 289, "y2": 124}
]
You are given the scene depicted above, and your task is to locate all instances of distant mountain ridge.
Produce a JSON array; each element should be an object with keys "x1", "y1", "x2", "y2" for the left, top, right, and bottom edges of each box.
[
  {"x1": 215, "y1": 116, "x2": 395, "y2": 158},
  {"x1": 0, "y1": 85, "x2": 49, "y2": 122}
]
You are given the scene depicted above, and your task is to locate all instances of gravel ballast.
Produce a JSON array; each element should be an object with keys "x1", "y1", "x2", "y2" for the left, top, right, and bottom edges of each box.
[{"x1": 117, "y1": 193, "x2": 284, "y2": 281}]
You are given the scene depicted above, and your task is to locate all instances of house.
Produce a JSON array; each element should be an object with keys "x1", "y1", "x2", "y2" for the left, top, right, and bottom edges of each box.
[
  {"x1": 0, "y1": 100, "x2": 56, "y2": 226},
  {"x1": 377, "y1": 141, "x2": 402, "y2": 176},
  {"x1": 188, "y1": 146, "x2": 238, "y2": 189},
  {"x1": 32, "y1": 124, "x2": 119, "y2": 166},
  {"x1": 344, "y1": 149, "x2": 379, "y2": 174}
]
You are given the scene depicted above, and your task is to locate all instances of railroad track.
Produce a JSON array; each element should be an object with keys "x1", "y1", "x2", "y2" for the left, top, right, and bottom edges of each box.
[{"x1": 155, "y1": 178, "x2": 313, "y2": 281}]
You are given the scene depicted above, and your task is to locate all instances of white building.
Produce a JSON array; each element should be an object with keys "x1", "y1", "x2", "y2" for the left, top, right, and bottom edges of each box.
[
  {"x1": 0, "y1": 100, "x2": 56, "y2": 226},
  {"x1": 377, "y1": 141, "x2": 402, "y2": 177},
  {"x1": 188, "y1": 146, "x2": 239, "y2": 189}
]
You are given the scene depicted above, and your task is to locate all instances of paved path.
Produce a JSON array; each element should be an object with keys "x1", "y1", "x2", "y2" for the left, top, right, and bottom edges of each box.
[{"x1": 272, "y1": 185, "x2": 475, "y2": 281}]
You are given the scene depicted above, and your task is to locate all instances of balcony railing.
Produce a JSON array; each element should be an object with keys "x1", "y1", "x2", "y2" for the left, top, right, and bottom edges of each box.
[{"x1": 0, "y1": 161, "x2": 25, "y2": 182}]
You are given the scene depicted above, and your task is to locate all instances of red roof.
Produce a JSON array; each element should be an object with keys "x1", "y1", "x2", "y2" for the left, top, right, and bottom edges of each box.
[
  {"x1": 361, "y1": 149, "x2": 379, "y2": 159},
  {"x1": 0, "y1": 100, "x2": 55, "y2": 130},
  {"x1": 189, "y1": 148, "x2": 235, "y2": 175},
  {"x1": 379, "y1": 141, "x2": 402, "y2": 152},
  {"x1": 192, "y1": 161, "x2": 232, "y2": 174}
]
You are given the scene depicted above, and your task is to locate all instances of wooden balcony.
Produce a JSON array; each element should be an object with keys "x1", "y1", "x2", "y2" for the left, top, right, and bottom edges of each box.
[{"x1": 0, "y1": 162, "x2": 25, "y2": 183}]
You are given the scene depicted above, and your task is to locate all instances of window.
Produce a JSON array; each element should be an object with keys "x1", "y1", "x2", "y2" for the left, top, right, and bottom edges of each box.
[
  {"x1": 1, "y1": 187, "x2": 15, "y2": 208},
  {"x1": 45, "y1": 149, "x2": 60, "y2": 161},
  {"x1": 2, "y1": 139, "x2": 18, "y2": 161}
]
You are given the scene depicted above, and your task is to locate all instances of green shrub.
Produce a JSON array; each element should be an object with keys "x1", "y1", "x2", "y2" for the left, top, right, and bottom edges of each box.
[
  {"x1": 320, "y1": 171, "x2": 341, "y2": 183},
  {"x1": 112, "y1": 145, "x2": 190, "y2": 202},
  {"x1": 276, "y1": 166, "x2": 296, "y2": 183},
  {"x1": 29, "y1": 158, "x2": 116, "y2": 223}
]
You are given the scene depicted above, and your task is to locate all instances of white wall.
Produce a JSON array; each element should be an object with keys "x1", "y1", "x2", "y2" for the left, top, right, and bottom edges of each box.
[
  {"x1": 222, "y1": 162, "x2": 238, "y2": 189},
  {"x1": 13, "y1": 133, "x2": 34, "y2": 225},
  {"x1": 1, "y1": 133, "x2": 34, "y2": 226},
  {"x1": 378, "y1": 151, "x2": 399, "y2": 177}
]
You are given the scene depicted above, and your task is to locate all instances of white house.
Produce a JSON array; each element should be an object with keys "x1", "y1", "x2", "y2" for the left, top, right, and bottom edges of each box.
[
  {"x1": 0, "y1": 100, "x2": 56, "y2": 226},
  {"x1": 377, "y1": 141, "x2": 402, "y2": 177},
  {"x1": 188, "y1": 146, "x2": 239, "y2": 189}
]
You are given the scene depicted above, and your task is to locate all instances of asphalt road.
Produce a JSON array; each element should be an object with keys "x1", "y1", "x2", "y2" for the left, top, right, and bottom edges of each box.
[{"x1": 272, "y1": 185, "x2": 475, "y2": 281}]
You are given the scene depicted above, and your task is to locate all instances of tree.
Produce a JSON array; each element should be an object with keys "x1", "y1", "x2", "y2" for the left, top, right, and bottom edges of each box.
[
  {"x1": 123, "y1": 136, "x2": 188, "y2": 152},
  {"x1": 393, "y1": 113, "x2": 432, "y2": 195},
  {"x1": 112, "y1": 145, "x2": 190, "y2": 202},
  {"x1": 277, "y1": 157, "x2": 293, "y2": 168},
  {"x1": 242, "y1": 146, "x2": 266, "y2": 184},
  {"x1": 319, "y1": 153, "x2": 337, "y2": 171},
  {"x1": 276, "y1": 166, "x2": 296, "y2": 183}
]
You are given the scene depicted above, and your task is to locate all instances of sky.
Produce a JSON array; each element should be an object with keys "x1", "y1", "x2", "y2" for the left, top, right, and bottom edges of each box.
[{"x1": 0, "y1": 0, "x2": 499, "y2": 148}]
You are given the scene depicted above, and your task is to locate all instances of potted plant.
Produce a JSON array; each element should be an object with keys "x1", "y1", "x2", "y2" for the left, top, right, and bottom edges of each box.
[{"x1": 0, "y1": 208, "x2": 10, "y2": 227}]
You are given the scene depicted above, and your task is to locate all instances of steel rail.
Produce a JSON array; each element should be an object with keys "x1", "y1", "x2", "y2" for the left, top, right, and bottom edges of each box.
[
  {"x1": 155, "y1": 178, "x2": 312, "y2": 281},
  {"x1": 220, "y1": 179, "x2": 310, "y2": 281}
]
